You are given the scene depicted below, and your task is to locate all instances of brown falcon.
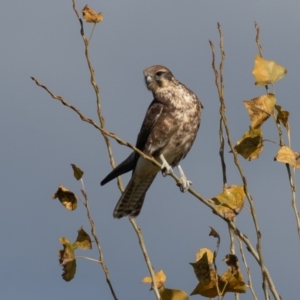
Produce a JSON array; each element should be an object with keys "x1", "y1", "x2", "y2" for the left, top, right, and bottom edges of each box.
[{"x1": 101, "y1": 65, "x2": 203, "y2": 218}]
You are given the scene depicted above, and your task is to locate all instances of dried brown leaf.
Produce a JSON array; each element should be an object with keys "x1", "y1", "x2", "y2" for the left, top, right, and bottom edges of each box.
[
  {"x1": 195, "y1": 248, "x2": 214, "y2": 265},
  {"x1": 275, "y1": 104, "x2": 290, "y2": 133},
  {"x1": 82, "y1": 5, "x2": 103, "y2": 23},
  {"x1": 190, "y1": 269, "x2": 222, "y2": 298},
  {"x1": 234, "y1": 127, "x2": 263, "y2": 160},
  {"x1": 211, "y1": 185, "x2": 245, "y2": 220},
  {"x1": 191, "y1": 250, "x2": 213, "y2": 283},
  {"x1": 220, "y1": 254, "x2": 247, "y2": 294},
  {"x1": 74, "y1": 227, "x2": 92, "y2": 250},
  {"x1": 159, "y1": 286, "x2": 189, "y2": 300},
  {"x1": 243, "y1": 94, "x2": 276, "y2": 128},
  {"x1": 52, "y1": 185, "x2": 77, "y2": 211},
  {"x1": 142, "y1": 270, "x2": 166, "y2": 289},
  {"x1": 274, "y1": 146, "x2": 300, "y2": 168},
  {"x1": 58, "y1": 237, "x2": 76, "y2": 282},
  {"x1": 208, "y1": 227, "x2": 220, "y2": 256},
  {"x1": 71, "y1": 164, "x2": 84, "y2": 180}
]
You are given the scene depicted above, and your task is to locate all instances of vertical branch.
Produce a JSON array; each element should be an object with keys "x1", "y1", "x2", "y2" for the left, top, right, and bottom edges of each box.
[
  {"x1": 237, "y1": 237, "x2": 258, "y2": 300},
  {"x1": 255, "y1": 22, "x2": 300, "y2": 241},
  {"x1": 218, "y1": 23, "x2": 227, "y2": 190},
  {"x1": 210, "y1": 25, "x2": 227, "y2": 190},
  {"x1": 80, "y1": 180, "x2": 118, "y2": 300},
  {"x1": 254, "y1": 22, "x2": 269, "y2": 94},
  {"x1": 72, "y1": 0, "x2": 124, "y2": 192},
  {"x1": 228, "y1": 224, "x2": 240, "y2": 300},
  {"x1": 71, "y1": 1, "x2": 161, "y2": 298},
  {"x1": 286, "y1": 164, "x2": 300, "y2": 239},
  {"x1": 129, "y1": 218, "x2": 162, "y2": 300}
]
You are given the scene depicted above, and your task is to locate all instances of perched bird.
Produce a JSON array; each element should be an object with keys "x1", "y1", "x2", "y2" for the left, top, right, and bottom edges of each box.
[{"x1": 101, "y1": 65, "x2": 203, "y2": 218}]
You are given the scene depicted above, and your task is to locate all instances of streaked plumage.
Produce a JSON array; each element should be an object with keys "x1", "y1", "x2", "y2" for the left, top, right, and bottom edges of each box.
[{"x1": 101, "y1": 65, "x2": 203, "y2": 218}]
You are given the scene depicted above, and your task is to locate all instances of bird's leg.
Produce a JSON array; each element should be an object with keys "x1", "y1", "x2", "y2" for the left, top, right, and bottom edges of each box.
[
  {"x1": 159, "y1": 154, "x2": 173, "y2": 177},
  {"x1": 177, "y1": 165, "x2": 192, "y2": 192}
]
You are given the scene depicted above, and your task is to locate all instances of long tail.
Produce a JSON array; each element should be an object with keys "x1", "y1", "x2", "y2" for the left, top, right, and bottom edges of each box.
[
  {"x1": 113, "y1": 173, "x2": 157, "y2": 218},
  {"x1": 101, "y1": 152, "x2": 136, "y2": 186}
]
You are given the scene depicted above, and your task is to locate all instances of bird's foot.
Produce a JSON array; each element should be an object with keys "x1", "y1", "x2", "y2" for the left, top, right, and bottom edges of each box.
[
  {"x1": 159, "y1": 154, "x2": 173, "y2": 177},
  {"x1": 177, "y1": 165, "x2": 192, "y2": 192}
]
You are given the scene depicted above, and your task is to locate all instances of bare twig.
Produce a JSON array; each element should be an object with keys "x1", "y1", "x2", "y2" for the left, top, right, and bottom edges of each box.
[
  {"x1": 254, "y1": 22, "x2": 263, "y2": 57},
  {"x1": 218, "y1": 26, "x2": 227, "y2": 190},
  {"x1": 129, "y1": 218, "x2": 162, "y2": 297},
  {"x1": 72, "y1": 0, "x2": 123, "y2": 192},
  {"x1": 237, "y1": 237, "x2": 258, "y2": 300},
  {"x1": 286, "y1": 164, "x2": 300, "y2": 238},
  {"x1": 89, "y1": 23, "x2": 97, "y2": 41},
  {"x1": 76, "y1": 256, "x2": 101, "y2": 263},
  {"x1": 80, "y1": 179, "x2": 118, "y2": 300},
  {"x1": 215, "y1": 26, "x2": 238, "y2": 299}
]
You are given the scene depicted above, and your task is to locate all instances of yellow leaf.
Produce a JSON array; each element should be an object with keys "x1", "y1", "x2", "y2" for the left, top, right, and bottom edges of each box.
[
  {"x1": 190, "y1": 251, "x2": 212, "y2": 283},
  {"x1": 211, "y1": 185, "x2": 245, "y2": 220},
  {"x1": 274, "y1": 146, "x2": 300, "y2": 168},
  {"x1": 82, "y1": 5, "x2": 103, "y2": 23},
  {"x1": 243, "y1": 94, "x2": 276, "y2": 128},
  {"x1": 58, "y1": 237, "x2": 76, "y2": 282},
  {"x1": 159, "y1": 286, "x2": 189, "y2": 300},
  {"x1": 252, "y1": 55, "x2": 287, "y2": 86},
  {"x1": 141, "y1": 276, "x2": 153, "y2": 284},
  {"x1": 74, "y1": 227, "x2": 92, "y2": 250},
  {"x1": 142, "y1": 270, "x2": 189, "y2": 299},
  {"x1": 71, "y1": 164, "x2": 84, "y2": 180},
  {"x1": 195, "y1": 248, "x2": 214, "y2": 265},
  {"x1": 142, "y1": 270, "x2": 166, "y2": 288},
  {"x1": 190, "y1": 269, "x2": 222, "y2": 298},
  {"x1": 52, "y1": 184, "x2": 77, "y2": 210},
  {"x1": 234, "y1": 127, "x2": 263, "y2": 160}
]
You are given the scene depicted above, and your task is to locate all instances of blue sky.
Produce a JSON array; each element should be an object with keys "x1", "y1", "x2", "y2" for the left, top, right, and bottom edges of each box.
[{"x1": 1, "y1": 1, "x2": 300, "y2": 299}]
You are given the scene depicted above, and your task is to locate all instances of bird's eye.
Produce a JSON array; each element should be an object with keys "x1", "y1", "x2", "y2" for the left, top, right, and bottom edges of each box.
[{"x1": 155, "y1": 71, "x2": 164, "y2": 77}]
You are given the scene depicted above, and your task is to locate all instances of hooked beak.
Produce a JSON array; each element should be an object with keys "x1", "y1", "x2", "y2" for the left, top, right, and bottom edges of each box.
[{"x1": 146, "y1": 75, "x2": 154, "y2": 83}]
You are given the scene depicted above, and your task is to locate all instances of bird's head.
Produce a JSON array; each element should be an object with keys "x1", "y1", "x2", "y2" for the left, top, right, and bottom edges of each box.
[{"x1": 143, "y1": 65, "x2": 174, "y2": 92}]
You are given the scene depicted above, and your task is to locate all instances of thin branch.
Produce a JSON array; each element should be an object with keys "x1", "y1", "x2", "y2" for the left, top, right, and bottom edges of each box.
[
  {"x1": 89, "y1": 23, "x2": 97, "y2": 41},
  {"x1": 237, "y1": 237, "x2": 258, "y2": 300},
  {"x1": 217, "y1": 23, "x2": 227, "y2": 190},
  {"x1": 254, "y1": 21, "x2": 269, "y2": 94},
  {"x1": 80, "y1": 180, "x2": 118, "y2": 300},
  {"x1": 228, "y1": 226, "x2": 240, "y2": 300},
  {"x1": 286, "y1": 164, "x2": 300, "y2": 238},
  {"x1": 254, "y1": 22, "x2": 263, "y2": 57},
  {"x1": 76, "y1": 256, "x2": 101, "y2": 263},
  {"x1": 129, "y1": 218, "x2": 162, "y2": 298},
  {"x1": 72, "y1": 0, "x2": 123, "y2": 192},
  {"x1": 216, "y1": 26, "x2": 238, "y2": 299}
]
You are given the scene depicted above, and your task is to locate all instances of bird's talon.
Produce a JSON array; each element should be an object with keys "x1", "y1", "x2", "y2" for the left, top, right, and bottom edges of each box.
[
  {"x1": 179, "y1": 179, "x2": 192, "y2": 192},
  {"x1": 162, "y1": 167, "x2": 167, "y2": 177},
  {"x1": 160, "y1": 154, "x2": 173, "y2": 176}
]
